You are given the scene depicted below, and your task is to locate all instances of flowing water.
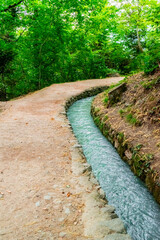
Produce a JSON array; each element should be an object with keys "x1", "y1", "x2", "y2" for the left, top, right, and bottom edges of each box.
[{"x1": 67, "y1": 97, "x2": 160, "y2": 240}]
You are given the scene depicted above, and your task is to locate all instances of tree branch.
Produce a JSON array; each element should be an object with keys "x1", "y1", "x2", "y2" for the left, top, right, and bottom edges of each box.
[
  {"x1": 0, "y1": 29, "x2": 25, "y2": 42},
  {"x1": 1, "y1": 0, "x2": 23, "y2": 12}
]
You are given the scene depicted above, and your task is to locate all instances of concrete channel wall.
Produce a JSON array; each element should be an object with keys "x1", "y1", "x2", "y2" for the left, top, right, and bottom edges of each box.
[{"x1": 64, "y1": 86, "x2": 132, "y2": 240}]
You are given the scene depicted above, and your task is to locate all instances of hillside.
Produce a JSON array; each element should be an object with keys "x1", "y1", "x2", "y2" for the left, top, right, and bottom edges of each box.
[{"x1": 91, "y1": 71, "x2": 160, "y2": 203}]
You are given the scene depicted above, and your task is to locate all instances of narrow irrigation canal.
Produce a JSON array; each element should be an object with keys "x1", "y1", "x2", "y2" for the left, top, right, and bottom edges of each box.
[{"x1": 67, "y1": 97, "x2": 160, "y2": 240}]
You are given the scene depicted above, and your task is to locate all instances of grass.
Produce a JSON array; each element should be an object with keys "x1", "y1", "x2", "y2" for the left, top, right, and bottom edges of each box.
[
  {"x1": 104, "y1": 96, "x2": 109, "y2": 103},
  {"x1": 140, "y1": 77, "x2": 160, "y2": 90},
  {"x1": 126, "y1": 113, "x2": 139, "y2": 125},
  {"x1": 95, "y1": 107, "x2": 100, "y2": 113},
  {"x1": 119, "y1": 106, "x2": 141, "y2": 126},
  {"x1": 119, "y1": 109, "x2": 125, "y2": 116},
  {"x1": 103, "y1": 115, "x2": 109, "y2": 121}
]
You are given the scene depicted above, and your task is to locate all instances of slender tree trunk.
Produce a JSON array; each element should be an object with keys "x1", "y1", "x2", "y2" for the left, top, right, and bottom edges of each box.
[
  {"x1": 136, "y1": 26, "x2": 143, "y2": 53},
  {"x1": 1, "y1": 73, "x2": 7, "y2": 100},
  {"x1": 136, "y1": 0, "x2": 143, "y2": 53},
  {"x1": 38, "y1": 39, "x2": 48, "y2": 89}
]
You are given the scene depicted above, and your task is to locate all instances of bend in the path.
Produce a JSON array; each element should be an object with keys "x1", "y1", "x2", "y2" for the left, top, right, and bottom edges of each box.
[{"x1": 0, "y1": 77, "x2": 123, "y2": 240}]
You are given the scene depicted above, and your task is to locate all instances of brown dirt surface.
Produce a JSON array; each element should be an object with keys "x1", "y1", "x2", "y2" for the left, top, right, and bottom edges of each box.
[
  {"x1": 93, "y1": 72, "x2": 160, "y2": 187},
  {"x1": 0, "y1": 77, "x2": 123, "y2": 240}
]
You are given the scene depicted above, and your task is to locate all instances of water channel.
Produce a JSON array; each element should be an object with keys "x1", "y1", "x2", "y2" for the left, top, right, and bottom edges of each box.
[{"x1": 67, "y1": 96, "x2": 160, "y2": 240}]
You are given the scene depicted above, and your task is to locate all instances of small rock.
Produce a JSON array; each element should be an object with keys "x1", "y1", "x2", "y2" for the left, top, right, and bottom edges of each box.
[
  {"x1": 0, "y1": 230, "x2": 6, "y2": 236},
  {"x1": 0, "y1": 194, "x2": 4, "y2": 199},
  {"x1": 53, "y1": 199, "x2": 61, "y2": 204},
  {"x1": 82, "y1": 163, "x2": 92, "y2": 173},
  {"x1": 125, "y1": 150, "x2": 132, "y2": 160},
  {"x1": 35, "y1": 201, "x2": 40, "y2": 207},
  {"x1": 58, "y1": 217, "x2": 65, "y2": 222},
  {"x1": 43, "y1": 208, "x2": 49, "y2": 211},
  {"x1": 44, "y1": 195, "x2": 51, "y2": 200},
  {"x1": 110, "y1": 213, "x2": 119, "y2": 219},
  {"x1": 64, "y1": 208, "x2": 70, "y2": 215},
  {"x1": 90, "y1": 177, "x2": 99, "y2": 185},
  {"x1": 114, "y1": 140, "x2": 119, "y2": 149},
  {"x1": 66, "y1": 203, "x2": 72, "y2": 207},
  {"x1": 73, "y1": 144, "x2": 81, "y2": 148},
  {"x1": 99, "y1": 188, "x2": 106, "y2": 199},
  {"x1": 60, "y1": 111, "x2": 66, "y2": 115},
  {"x1": 101, "y1": 205, "x2": 115, "y2": 214},
  {"x1": 104, "y1": 218, "x2": 126, "y2": 234},
  {"x1": 59, "y1": 232, "x2": 66, "y2": 238}
]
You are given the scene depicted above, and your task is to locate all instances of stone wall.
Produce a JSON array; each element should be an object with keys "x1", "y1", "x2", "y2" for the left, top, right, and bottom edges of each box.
[
  {"x1": 65, "y1": 86, "x2": 109, "y2": 111},
  {"x1": 108, "y1": 83, "x2": 127, "y2": 106}
]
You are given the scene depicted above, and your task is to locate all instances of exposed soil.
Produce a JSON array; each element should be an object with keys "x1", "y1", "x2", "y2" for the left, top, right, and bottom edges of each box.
[
  {"x1": 0, "y1": 77, "x2": 124, "y2": 240},
  {"x1": 92, "y1": 72, "x2": 160, "y2": 202}
]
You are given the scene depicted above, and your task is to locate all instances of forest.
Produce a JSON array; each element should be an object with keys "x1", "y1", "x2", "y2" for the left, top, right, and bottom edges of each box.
[{"x1": 0, "y1": 0, "x2": 159, "y2": 100}]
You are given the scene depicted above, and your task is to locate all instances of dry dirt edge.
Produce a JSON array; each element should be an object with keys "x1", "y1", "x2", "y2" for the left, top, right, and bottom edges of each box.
[{"x1": 0, "y1": 77, "x2": 131, "y2": 240}]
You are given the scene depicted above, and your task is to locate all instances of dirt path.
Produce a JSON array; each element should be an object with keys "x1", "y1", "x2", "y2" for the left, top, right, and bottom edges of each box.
[{"x1": 0, "y1": 78, "x2": 123, "y2": 240}]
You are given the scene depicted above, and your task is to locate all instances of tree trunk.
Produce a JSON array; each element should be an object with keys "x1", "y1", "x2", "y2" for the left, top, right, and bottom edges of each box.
[
  {"x1": 136, "y1": 26, "x2": 143, "y2": 53},
  {"x1": 1, "y1": 73, "x2": 7, "y2": 100}
]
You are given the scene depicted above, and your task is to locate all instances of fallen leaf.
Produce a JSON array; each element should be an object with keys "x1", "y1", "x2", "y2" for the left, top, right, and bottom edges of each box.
[{"x1": 67, "y1": 192, "x2": 72, "y2": 197}]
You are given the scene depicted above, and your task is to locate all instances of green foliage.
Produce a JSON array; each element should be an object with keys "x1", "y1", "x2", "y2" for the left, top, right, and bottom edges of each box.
[
  {"x1": 135, "y1": 144, "x2": 143, "y2": 151},
  {"x1": 119, "y1": 109, "x2": 125, "y2": 116},
  {"x1": 104, "y1": 96, "x2": 109, "y2": 103},
  {"x1": 140, "y1": 78, "x2": 160, "y2": 89},
  {"x1": 119, "y1": 105, "x2": 141, "y2": 126},
  {"x1": 132, "y1": 145, "x2": 153, "y2": 179},
  {"x1": 126, "y1": 113, "x2": 141, "y2": 126},
  {"x1": 103, "y1": 115, "x2": 108, "y2": 121},
  {"x1": 117, "y1": 132, "x2": 124, "y2": 142},
  {"x1": 0, "y1": 0, "x2": 159, "y2": 100},
  {"x1": 95, "y1": 107, "x2": 100, "y2": 113}
]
